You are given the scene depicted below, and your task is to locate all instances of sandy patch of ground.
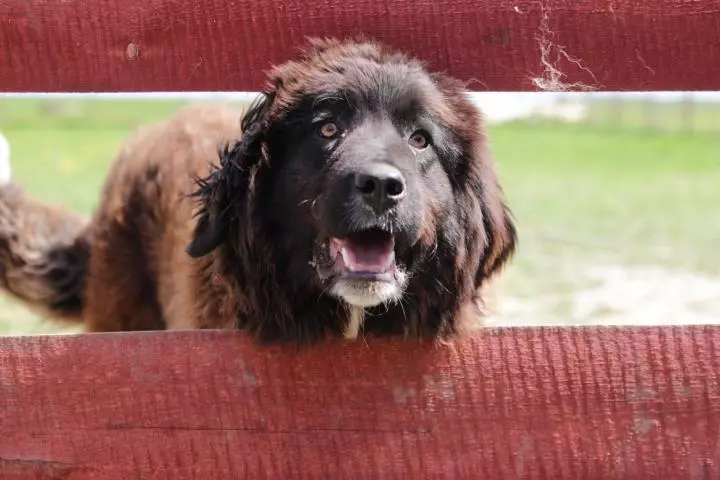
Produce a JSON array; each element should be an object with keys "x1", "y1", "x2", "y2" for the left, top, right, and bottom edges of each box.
[{"x1": 495, "y1": 264, "x2": 720, "y2": 326}]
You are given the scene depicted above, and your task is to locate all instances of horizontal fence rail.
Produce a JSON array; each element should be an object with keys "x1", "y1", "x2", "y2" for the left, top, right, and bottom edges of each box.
[
  {"x1": 1, "y1": 326, "x2": 720, "y2": 479},
  {"x1": 1, "y1": 0, "x2": 720, "y2": 92}
]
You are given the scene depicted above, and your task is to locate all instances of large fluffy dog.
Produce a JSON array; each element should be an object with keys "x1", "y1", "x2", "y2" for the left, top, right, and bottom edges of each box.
[{"x1": 0, "y1": 38, "x2": 516, "y2": 343}]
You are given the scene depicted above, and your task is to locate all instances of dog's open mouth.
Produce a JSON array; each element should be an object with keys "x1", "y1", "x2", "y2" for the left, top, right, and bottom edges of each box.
[{"x1": 315, "y1": 228, "x2": 396, "y2": 281}]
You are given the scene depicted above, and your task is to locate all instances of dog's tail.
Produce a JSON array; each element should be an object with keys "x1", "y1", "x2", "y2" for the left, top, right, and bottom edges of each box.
[{"x1": 0, "y1": 137, "x2": 89, "y2": 323}]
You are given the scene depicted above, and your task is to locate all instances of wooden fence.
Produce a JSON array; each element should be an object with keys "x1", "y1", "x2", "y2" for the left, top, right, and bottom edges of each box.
[{"x1": 1, "y1": 0, "x2": 720, "y2": 478}]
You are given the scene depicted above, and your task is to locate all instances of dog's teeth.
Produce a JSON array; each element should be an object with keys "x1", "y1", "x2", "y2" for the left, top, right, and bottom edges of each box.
[{"x1": 340, "y1": 247, "x2": 353, "y2": 271}]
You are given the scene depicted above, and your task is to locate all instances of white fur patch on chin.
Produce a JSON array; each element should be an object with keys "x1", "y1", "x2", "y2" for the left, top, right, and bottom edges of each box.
[
  {"x1": 343, "y1": 306, "x2": 365, "y2": 339},
  {"x1": 330, "y1": 270, "x2": 406, "y2": 308},
  {"x1": 330, "y1": 271, "x2": 408, "y2": 339}
]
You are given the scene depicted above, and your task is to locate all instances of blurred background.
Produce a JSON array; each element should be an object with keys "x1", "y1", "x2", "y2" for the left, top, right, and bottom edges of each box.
[{"x1": 0, "y1": 91, "x2": 718, "y2": 335}]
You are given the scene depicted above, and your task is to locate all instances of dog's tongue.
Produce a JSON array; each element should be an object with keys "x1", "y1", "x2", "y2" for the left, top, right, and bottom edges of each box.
[{"x1": 330, "y1": 231, "x2": 395, "y2": 273}]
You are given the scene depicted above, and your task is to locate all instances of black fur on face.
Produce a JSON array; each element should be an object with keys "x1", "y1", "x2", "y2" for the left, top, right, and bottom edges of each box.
[{"x1": 187, "y1": 38, "x2": 516, "y2": 343}]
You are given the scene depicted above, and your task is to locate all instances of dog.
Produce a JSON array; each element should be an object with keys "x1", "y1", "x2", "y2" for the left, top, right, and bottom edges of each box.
[{"x1": 0, "y1": 38, "x2": 516, "y2": 343}]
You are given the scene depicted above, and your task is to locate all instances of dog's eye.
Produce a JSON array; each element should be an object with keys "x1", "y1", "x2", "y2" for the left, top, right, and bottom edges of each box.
[
  {"x1": 408, "y1": 130, "x2": 430, "y2": 150},
  {"x1": 318, "y1": 122, "x2": 340, "y2": 139}
]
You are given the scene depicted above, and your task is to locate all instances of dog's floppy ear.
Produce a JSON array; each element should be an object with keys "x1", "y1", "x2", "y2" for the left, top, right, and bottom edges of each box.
[
  {"x1": 480, "y1": 199, "x2": 517, "y2": 279},
  {"x1": 186, "y1": 92, "x2": 275, "y2": 258},
  {"x1": 469, "y1": 147, "x2": 517, "y2": 284}
]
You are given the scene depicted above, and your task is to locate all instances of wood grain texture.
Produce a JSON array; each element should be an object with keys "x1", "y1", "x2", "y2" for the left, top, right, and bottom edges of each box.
[
  {"x1": 1, "y1": 0, "x2": 719, "y2": 92},
  {"x1": 1, "y1": 326, "x2": 719, "y2": 479}
]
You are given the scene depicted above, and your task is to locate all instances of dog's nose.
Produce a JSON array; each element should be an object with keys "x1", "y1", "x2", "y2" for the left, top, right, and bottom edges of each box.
[{"x1": 353, "y1": 163, "x2": 406, "y2": 214}]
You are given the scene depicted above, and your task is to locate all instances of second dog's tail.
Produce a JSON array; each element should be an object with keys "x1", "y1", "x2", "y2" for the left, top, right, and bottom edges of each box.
[{"x1": 0, "y1": 137, "x2": 89, "y2": 323}]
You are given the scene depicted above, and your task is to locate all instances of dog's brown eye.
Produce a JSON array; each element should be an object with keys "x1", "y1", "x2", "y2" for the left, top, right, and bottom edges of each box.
[
  {"x1": 318, "y1": 122, "x2": 339, "y2": 139},
  {"x1": 408, "y1": 130, "x2": 430, "y2": 149}
]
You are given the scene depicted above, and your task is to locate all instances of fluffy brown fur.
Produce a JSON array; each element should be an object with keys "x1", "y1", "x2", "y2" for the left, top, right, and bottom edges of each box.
[{"x1": 0, "y1": 38, "x2": 516, "y2": 343}]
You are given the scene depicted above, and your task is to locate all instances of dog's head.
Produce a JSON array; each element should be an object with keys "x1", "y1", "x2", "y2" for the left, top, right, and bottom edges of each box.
[{"x1": 187, "y1": 38, "x2": 516, "y2": 340}]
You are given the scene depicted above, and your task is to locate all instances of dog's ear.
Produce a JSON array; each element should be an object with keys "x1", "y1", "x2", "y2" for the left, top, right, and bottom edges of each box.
[
  {"x1": 432, "y1": 75, "x2": 517, "y2": 285},
  {"x1": 467, "y1": 142, "x2": 517, "y2": 284},
  {"x1": 479, "y1": 199, "x2": 517, "y2": 279},
  {"x1": 186, "y1": 92, "x2": 275, "y2": 258},
  {"x1": 186, "y1": 187, "x2": 227, "y2": 258}
]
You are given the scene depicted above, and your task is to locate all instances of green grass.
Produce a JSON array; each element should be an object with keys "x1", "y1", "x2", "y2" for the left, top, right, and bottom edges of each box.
[
  {"x1": 0, "y1": 98, "x2": 188, "y2": 130},
  {"x1": 491, "y1": 121, "x2": 720, "y2": 300},
  {"x1": 584, "y1": 98, "x2": 720, "y2": 134},
  {"x1": 0, "y1": 97, "x2": 718, "y2": 333}
]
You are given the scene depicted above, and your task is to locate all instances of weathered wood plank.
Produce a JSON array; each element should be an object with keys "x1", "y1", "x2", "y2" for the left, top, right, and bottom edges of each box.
[
  {"x1": 1, "y1": 0, "x2": 719, "y2": 92},
  {"x1": 1, "y1": 326, "x2": 719, "y2": 478}
]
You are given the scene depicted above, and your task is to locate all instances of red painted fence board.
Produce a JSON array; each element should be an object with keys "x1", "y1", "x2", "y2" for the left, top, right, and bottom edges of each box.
[
  {"x1": 1, "y1": 0, "x2": 719, "y2": 92},
  {"x1": 1, "y1": 326, "x2": 719, "y2": 479}
]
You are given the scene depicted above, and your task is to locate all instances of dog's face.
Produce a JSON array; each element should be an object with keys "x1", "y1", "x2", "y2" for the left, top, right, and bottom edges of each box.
[
  {"x1": 270, "y1": 74, "x2": 459, "y2": 309},
  {"x1": 187, "y1": 38, "x2": 516, "y2": 341}
]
